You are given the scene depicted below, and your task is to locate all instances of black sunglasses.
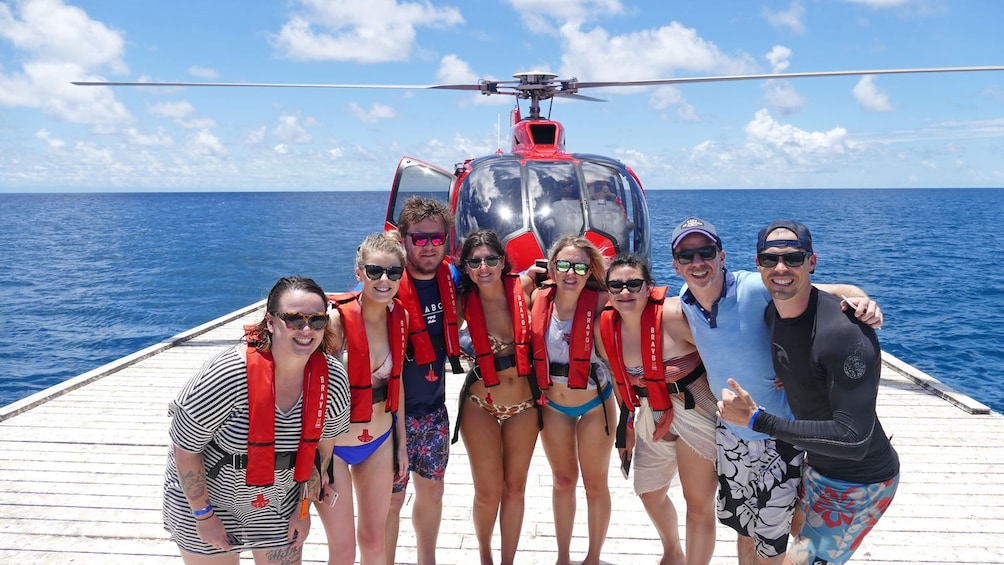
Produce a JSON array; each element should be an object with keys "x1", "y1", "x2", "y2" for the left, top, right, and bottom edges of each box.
[
  {"x1": 274, "y1": 312, "x2": 329, "y2": 331},
  {"x1": 363, "y1": 264, "x2": 405, "y2": 281},
  {"x1": 409, "y1": 232, "x2": 446, "y2": 247},
  {"x1": 464, "y1": 255, "x2": 502, "y2": 269},
  {"x1": 674, "y1": 245, "x2": 718, "y2": 264},
  {"x1": 554, "y1": 260, "x2": 590, "y2": 276},
  {"x1": 607, "y1": 278, "x2": 645, "y2": 294},
  {"x1": 757, "y1": 251, "x2": 809, "y2": 268}
]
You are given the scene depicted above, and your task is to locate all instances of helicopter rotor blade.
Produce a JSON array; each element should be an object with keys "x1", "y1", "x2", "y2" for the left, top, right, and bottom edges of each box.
[
  {"x1": 72, "y1": 65, "x2": 1004, "y2": 93},
  {"x1": 553, "y1": 92, "x2": 607, "y2": 102},
  {"x1": 70, "y1": 80, "x2": 484, "y2": 91},
  {"x1": 574, "y1": 65, "x2": 1004, "y2": 89}
]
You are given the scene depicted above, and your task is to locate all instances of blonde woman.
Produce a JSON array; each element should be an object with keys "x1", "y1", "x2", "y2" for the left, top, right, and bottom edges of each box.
[
  {"x1": 529, "y1": 235, "x2": 615, "y2": 565},
  {"x1": 315, "y1": 232, "x2": 409, "y2": 565}
]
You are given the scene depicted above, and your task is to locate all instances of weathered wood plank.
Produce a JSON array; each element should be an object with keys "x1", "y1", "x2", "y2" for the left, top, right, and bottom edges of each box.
[{"x1": 2, "y1": 303, "x2": 1003, "y2": 565}]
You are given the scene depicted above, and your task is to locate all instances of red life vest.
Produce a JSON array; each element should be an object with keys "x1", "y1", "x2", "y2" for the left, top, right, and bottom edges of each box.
[
  {"x1": 329, "y1": 292, "x2": 407, "y2": 423},
  {"x1": 244, "y1": 334, "x2": 328, "y2": 487},
  {"x1": 396, "y1": 261, "x2": 461, "y2": 368},
  {"x1": 599, "y1": 286, "x2": 673, "y2": 413},
  {"x1": 530, "y1": 285, "x2": 600, "y2": 390},
  {"x1": 462, "y1": 273, "x2": 532, "y2": 386}
]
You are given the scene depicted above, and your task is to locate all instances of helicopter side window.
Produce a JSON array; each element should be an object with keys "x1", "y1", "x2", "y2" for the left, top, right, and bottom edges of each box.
[
  {"x1": 455, "y1": 161, "x2": 525, "y2": 245},
  {"x1": 528, "y1": 163, "x2": 583, "y2": 251},
  {"x1": 581, "y1": 164, "x2": 632, "y2": 253}
]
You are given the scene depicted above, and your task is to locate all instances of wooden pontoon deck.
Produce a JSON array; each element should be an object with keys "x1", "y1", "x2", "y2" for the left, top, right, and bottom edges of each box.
[{"x1": 1, "y1": 304, "x2": 1001, "y2": 564}]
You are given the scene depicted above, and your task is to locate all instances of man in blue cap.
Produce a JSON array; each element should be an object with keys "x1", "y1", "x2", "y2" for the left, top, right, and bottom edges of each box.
[
  {"x1": 670, "y1": 216, "x2": 883, "y2": 565},
  {"x1": 718, "y1": 220, "x2": 899, "y2": 565}
]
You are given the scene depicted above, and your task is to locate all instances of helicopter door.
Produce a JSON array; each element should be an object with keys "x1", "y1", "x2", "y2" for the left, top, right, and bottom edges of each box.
[{"x1": 384, "y1": 157, "x2": 455, "y2": 231}]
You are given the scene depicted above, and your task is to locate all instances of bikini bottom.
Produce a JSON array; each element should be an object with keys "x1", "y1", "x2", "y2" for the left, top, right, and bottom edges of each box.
[
  {"x1": 332, "y1": 424, "x2": 393, "y2": 466},
  {"x1": 468, "y1": 394, "x2": 535, "y2": 422},
  {"x1": 545, "y1": 381, "x2": 613, "y2": 419}
]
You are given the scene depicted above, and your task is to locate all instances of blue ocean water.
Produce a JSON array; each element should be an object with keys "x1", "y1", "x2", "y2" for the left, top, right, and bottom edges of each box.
[{"x1": 0, "y1": 189, "x2": 1000, "y2": 413}]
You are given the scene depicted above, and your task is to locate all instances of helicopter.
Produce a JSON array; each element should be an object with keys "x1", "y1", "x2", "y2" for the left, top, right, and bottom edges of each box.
[{"x1": 74, "y1": 65, "x2": 1004, "y2": 271}]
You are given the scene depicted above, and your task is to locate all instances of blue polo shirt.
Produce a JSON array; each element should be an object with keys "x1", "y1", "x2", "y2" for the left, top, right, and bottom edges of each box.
[{"x1": 680, "y1": 268, "x2": 794, "y2": 441}]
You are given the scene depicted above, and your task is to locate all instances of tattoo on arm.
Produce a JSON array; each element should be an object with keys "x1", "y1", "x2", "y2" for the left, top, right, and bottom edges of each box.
[{"x1": 179, "y1": 468, "x2": 207, "y2": 503}]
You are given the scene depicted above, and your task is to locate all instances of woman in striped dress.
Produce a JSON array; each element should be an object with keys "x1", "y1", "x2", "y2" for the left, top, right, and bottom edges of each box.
[{"x1": 163, "y1": 276, "x2": 351, "y2": 564}]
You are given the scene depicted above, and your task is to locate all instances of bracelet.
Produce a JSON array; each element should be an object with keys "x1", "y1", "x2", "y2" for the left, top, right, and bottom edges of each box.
[
  {"x1": 747, "y1": 407, "x2": 761, "y2": 429},
  {"x1": 192, "y1": 504, "x2": 214, "y2": 518}
]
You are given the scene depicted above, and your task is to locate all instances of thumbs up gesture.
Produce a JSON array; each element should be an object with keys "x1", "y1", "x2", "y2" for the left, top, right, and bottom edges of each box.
[{"x1": 718, "y1": 378, "x2": 759, "y2": 428}]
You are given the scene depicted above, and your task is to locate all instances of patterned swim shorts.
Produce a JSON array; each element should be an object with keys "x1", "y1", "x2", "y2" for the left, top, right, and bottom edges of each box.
[
  {"x1": 392, "y1": 404, "x2": 450, "y2": 493},
  {"x1": 715, "y1": 421, "x2": 804, "y2": 558},
  {"x1": 787, "y1": 465, "x2": 899, "y2": 565}
]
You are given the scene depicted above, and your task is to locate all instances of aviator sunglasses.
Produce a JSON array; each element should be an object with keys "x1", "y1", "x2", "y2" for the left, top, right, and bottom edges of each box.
[
  {"x1": 757, "y1": 251, "x2": 810, "y2": 268},
  {"x1": 408, "y1": 232, "x2": 447, "y2": 247},
  {"x1": 607, "y1": 278, "x2": 646, "y2": 294},
  {"x1": 674, "y1": 245, "x2": 718, "y2": 264},
  {"x1": 273, "y1": 312, "x2": 329, "y2": 331},
  {"x1": 465, "y1": 255, "x2": 502, "y2": 269},
  {"x1": 364, "y1": 264, "x2": 405, "y2": 281},
  {"x1": 554, "y1": 260, "x2": 590, "y2": 276}
]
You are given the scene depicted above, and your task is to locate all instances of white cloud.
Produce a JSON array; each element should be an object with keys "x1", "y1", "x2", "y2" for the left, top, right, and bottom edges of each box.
[
  {"x1": 149, "y1": 100, "x2": 195, "y2": 120},
  {"x1": 274, "y1": 144, "x2": 289, "y2": 155},
  {"x1": 270, "y1": 0, "x2": 464, "y2": 63},
  {"x1": 762, "y1": 0, "x2": 806, "y2": 34},
  {"x1": 765, "y1": 46, "x2": 792, "y2": 74},
  {"x1": 246, "y1": 127, "x2": 267, "y2": 145},
  {"x1": 188, "y1": 66, "x2": 218, "y2": 79},
  {"x1": 842, "y1": 0, "x2": 912, "y2": 7},
  {"x1": 437, "y1": 54, "x2": 479, "y2": 84},
  {"x1": 35, "y1": 128, "x2": 65, "y2": 148},
  {"x1": 649, "y1": 86, "x2": 697, "y2": 121},
  {"x1": 744, "y1": 109, "x2": 851, "y2": 156},
  {"x1": 348, "y1": 103, "x2": 397, "y2": 124},
  {"x1": 558, "y1": 21, "x2": 758, "y2": 81},
  {"x1": 187, "y1": 129, "x2": 228, "y2": 158},
  {"x1": 505, "y1": 0, "x2": 627, "y2": 33},
  {"x1": 0, "y1": 0, "x2": 131, "y2": 126},
  {"x1": 853, "y1": 75, "x2": 893, "y2": 111},
  {"x1": 273, "y1": 114, "x2": 314, "y2": 143}
]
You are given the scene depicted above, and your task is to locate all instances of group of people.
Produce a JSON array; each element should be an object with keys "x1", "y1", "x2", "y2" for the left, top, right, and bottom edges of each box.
[{"x1": 162, "y1": 196, "x2": 900, "y2": 565}]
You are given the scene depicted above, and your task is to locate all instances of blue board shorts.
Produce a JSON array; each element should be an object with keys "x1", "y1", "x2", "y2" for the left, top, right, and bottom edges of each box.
[
  {"x1": 787, "y1": 465, "x2": 899, "y2": 565},
  {"x1": 392, "y1": 405, "x2": 450, "y2": 493}
]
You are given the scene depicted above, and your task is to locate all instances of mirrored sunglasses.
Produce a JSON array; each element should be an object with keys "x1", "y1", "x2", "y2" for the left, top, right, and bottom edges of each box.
[
  {"x1": 554, "y1": 260, "x2": 589, "y2": 276},
  {"x1": 409, "y1": 232, "x2": 446, "y2": 247},
  {"x1": 363, "y1": 264, "x2": 405, "y2": 281},
  {"x1": 274, "y1": 312, "x2": 329, "y2": 331}
]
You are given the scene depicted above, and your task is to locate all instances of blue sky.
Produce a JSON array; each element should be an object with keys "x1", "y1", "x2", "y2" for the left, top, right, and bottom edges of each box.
[{"x1": 1, "y1": 0, "x2": 1002, "y2": 191}]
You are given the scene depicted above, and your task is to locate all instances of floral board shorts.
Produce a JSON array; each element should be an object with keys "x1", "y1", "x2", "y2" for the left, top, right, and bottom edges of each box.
[
  {"x1": 787, "y1": 465, "x2": 899, "y2": 565},
  {"x1": 392, "y1": 404, "x2": 450, "y2": 493},
  {"x1": 716, "y1": 420, "x2": 804, "y2": 559}
]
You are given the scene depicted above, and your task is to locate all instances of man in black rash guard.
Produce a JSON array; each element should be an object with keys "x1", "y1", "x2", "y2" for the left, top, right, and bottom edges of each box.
[{"x1": 718, "y1": 220, "x2": 899, "y2": 565}]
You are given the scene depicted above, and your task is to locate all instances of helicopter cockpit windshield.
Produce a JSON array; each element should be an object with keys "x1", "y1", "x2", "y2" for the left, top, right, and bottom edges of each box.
[{"x1": 454, "y1": 154, "x2": 649, "y2": 270}]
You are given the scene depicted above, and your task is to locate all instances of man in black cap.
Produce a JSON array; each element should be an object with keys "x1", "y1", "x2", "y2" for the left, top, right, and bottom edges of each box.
[
  {"x1": 718, "y1": 220, "x2": 899, "y2": 565},
  {"x1": 670, "y1": 216, "x2": 884, "y2": 565}
]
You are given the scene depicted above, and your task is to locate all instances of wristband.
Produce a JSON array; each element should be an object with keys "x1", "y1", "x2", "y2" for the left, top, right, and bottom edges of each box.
[
  {"x1": 192, "y1": 504, "x2": 214, "y2": 518},
  {"x1": 747, "y1": 407, "x2": 761, "y2": 429}
]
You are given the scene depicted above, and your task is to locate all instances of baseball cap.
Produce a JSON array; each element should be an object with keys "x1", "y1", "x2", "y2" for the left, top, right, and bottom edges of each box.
[
  {"x1": 671, "y1": 217, "x2": 722, "y2": 250},
  {"x1": 756, "y1": 220, "x2": 813, "y2": 253}
]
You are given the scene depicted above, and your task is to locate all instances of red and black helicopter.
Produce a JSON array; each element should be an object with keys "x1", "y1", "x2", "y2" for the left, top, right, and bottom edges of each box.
[{"x1": 75, "y1": 65, "x2": 1004, "y2": 271}]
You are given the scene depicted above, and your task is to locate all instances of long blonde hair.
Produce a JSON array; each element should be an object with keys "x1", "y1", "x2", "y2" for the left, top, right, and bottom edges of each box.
[{"x1": 547, "y1": 235, "x2": 607, "y2": 292}]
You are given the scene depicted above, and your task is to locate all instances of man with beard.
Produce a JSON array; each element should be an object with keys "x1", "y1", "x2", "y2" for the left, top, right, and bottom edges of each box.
[
  {"x1": 718, "y1": 220, "x2": 899, "y2": 565},
  {"x1": 385, "y1": 197, "x2": 462, "y2": 565},
  {"x1": 670, "y1": 217, "x2": 883, "y2": 565}
]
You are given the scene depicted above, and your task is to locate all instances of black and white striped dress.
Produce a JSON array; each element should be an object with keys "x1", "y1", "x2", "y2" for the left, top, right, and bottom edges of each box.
[{"x1": 162, "y1": 345, "x2": 350, "y2": 555}]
